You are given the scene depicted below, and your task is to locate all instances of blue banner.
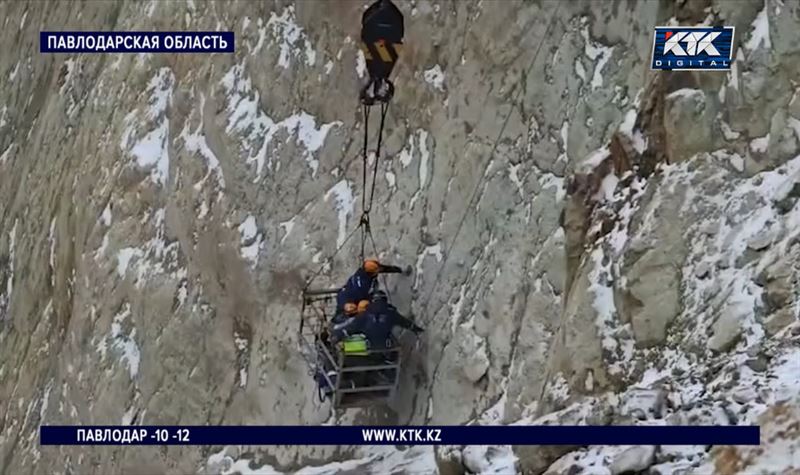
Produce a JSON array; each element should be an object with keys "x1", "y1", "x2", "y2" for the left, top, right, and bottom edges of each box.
[
  {"x1": 40, "y1": 425, "x2": 760, "y2": 446},
  {"x1": 40, "y1": 31, "x2": 234, "y2": 53},
  {"x1": 651, "y1": 26, "x2": 735, "y2": 71}
]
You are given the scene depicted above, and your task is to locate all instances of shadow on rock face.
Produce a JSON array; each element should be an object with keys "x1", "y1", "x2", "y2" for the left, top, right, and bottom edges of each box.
[{"x1": 266, "y1": 267, "x2": 308, "y2": 303}]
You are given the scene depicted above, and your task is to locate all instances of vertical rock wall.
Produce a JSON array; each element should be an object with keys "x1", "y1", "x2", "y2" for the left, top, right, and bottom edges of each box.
[{"x1": 0, "y1": 0, "x2": 798, "y2": 474}]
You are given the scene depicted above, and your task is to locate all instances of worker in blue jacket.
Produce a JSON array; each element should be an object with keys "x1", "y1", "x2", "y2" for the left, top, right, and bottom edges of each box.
[
  {"x1": 334, "y1": 259, "x2": 403, "y2": 320},
  {"x1": 332, "y1": 290, "x2": 423, "y2": 347}
]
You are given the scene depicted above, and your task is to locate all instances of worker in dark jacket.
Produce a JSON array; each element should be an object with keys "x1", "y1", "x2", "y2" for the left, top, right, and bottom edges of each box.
[
  {"x1": 330, "y1": 299, "x2": 370, "y2": 343},
  {"x1": 335, "y1": 259, "x2": 403, "y2": 318},
  {"x1": 332, "y1": 290, "x2": 423, "y2": 347}
]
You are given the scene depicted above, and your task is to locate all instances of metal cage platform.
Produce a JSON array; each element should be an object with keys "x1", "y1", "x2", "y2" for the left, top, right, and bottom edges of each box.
[{"x1": 299, "y1": 288, "x2": 402, "y2": 408}]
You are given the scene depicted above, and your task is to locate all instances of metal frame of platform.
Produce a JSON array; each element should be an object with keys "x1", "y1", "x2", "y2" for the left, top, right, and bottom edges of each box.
[{"x1": 299, "y1": 288, "x2": 402, "y2": 408}]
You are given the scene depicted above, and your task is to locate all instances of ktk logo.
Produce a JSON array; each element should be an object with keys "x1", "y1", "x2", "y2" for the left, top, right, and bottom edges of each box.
[
  {"x1": 651, "y1": 26, "x2": 735, "y2": 71},
  {"x1": 663, "y1": 31, "x2": 721, "y2": 56}
]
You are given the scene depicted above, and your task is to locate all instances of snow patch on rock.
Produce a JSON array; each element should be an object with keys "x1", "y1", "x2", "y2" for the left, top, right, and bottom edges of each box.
[
  {"x1": 744, "y1": 0, "x2": 771, "y2": 51},
  {"x1": 221, "y1": 64, "x2": 340, "y2": 181},
  {"x1": 238, "y1": 215, "x2": 264, "y2": 268},
  {"x1": 0, "y1": 143, "x2": 13, "y2": 164},
  {"x1": 97, "y1": 303, "x2": 142, "y2": 381},
  {"x1": 580, "y1": 19, "x2": 615, "y2": 91},
  {"x1": 355, "y1": 48, "x2": 367, "y2": 79},
  {"x1": 181, "y1": 93, "x2": 225, "y2": 189},
  {"x1": 263, "y1": 6, "x2": 316, "y2": 68},
  {"x1": 120, "y1": 68, "x2": 175, "y2": 186},
  {"x1": 324, "y1": 180, "x2": 354, "y2": 248},
  {"x1": 750, "y1": 133, "x2": 770, "y2": 153},
  {"x1": 414, "y1": 242, "x2": 444, "y2": 289},
  {"x1": 423, "y1": 64, "x2": 445, "y2": 91}
]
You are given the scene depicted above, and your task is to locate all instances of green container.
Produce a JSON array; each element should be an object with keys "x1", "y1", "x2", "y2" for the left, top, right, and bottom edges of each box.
[{"x1": 342, "y1": 335, "x2": 369, "y2": 355}]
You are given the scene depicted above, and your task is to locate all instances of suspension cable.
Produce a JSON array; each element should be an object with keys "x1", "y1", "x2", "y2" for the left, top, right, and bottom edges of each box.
[
  {"x1": 365, "y1": 103, "x2": 389, "y2": 215},
  {"x1": 361, "y1": 104, "x2": 371, "y2": 216},
  {"x1": 359, "y1": 212, "x2": 369, "y2": 263},
  {"x1": 304, "y1": 99, "x2": 391, "y2": 290},
  {"x1": 359, "y1": 101, "x2": 390, "y2": 260},
  {"x1": 302, "y1": 224, "x2": 362, "y2": 292}
]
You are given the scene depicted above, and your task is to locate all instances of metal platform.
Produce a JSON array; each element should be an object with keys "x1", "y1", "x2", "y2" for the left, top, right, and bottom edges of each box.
[{"x1": 299, "y1": 287, "x2": 402, "y2": 409}]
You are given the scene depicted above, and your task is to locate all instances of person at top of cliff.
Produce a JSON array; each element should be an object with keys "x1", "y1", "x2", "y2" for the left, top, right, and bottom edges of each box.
[
  {"x1": 332, "y1": 290, "x2": 423, "y2": 346},
  {"x1": 334, "y1": 259, "x2": 403, "y2": 320},
  {"x1": 359, "y1": 0, "x2": 404, "y2": 105}
]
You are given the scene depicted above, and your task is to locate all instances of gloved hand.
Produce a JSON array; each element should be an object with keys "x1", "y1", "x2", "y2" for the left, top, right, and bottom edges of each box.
[{"x1": 378, "y1": 263, "x2": 403, "y2": 274}]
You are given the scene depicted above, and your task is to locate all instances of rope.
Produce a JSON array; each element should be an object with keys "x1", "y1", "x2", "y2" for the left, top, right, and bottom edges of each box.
[
  {"x1": 417, "y1": 1, "x2": 563, "y2": 320},
  {"x1": 361, "y1": 105, "x2": 370, "y2": 216},
  {"x1": 366, "y1": 103, "x2": 389, "y2": 215},
  {"x1": 359, "y1": 101, "x2": 390, "y2": 261},
  {"x1": 359, "y1": 213, "x2": 369, "y2": 264},
  {"x1": 304, "y1": 99, "x2": 391, "y2": 289},
  {"x1": 302, "y1": 224, "x2": 362, "y2": 292}
]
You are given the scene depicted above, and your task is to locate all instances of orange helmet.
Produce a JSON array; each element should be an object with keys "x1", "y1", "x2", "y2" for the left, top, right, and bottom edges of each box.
[
  {"x1": 357, "y1": 300, "x2": 370, "y2": 314},
  {"x1": 344, "y1": 302, "x2": 358, "y2": 315},
  {"x1": 363, "y1": 259, "x2": 380, "y2": 275}
]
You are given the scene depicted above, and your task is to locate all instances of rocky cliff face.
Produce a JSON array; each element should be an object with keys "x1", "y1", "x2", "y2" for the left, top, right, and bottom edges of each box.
[{"x1": 1, "y1": 0, "x2": 799, "y2": 474}]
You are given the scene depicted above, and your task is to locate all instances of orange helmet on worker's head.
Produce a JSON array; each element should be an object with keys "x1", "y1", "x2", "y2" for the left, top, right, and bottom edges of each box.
[
  {"x1": 357, "y1": 300, "x2": 370, "y2": 314},
  {"x1": 363, "y1": 259, "x2": 380, "y2": 275},
  {"x1": 344, "y1": 302, "x2": 358, "y2": 316}
]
